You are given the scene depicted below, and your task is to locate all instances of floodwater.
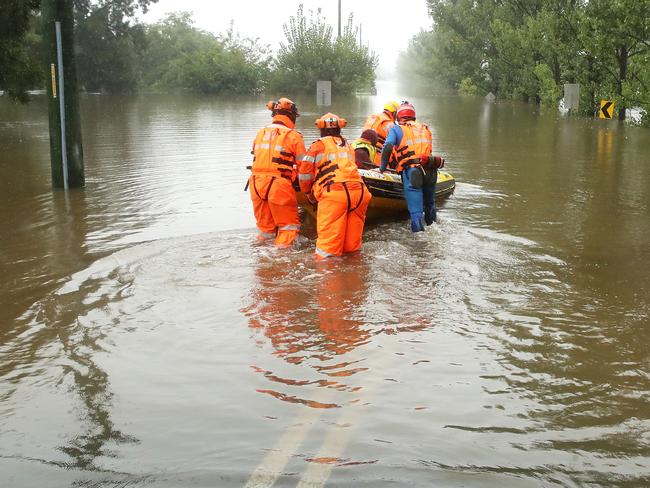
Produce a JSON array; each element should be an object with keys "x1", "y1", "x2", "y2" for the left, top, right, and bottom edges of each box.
[{"x1": 1, "y1": 81, "x2": 650, "y2": 487}]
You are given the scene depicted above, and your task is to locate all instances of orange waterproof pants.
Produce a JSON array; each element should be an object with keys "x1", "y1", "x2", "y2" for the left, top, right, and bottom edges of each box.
[
  {"x1": 315, "y1": 183, "x2": 372, "y2": 258},
  {"x1": 249, "y1": 175, "x2": 300, "y2": 246}
]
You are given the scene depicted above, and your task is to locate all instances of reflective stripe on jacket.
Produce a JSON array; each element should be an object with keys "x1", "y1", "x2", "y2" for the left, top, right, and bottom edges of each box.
[
  {"x1": 251, "y1": 123, "x2": 302, "y2": 181},
  {"x1": 300, "y1": 136, "x2": 362, "y2": 199},
  {"x1": 393, "y1": 121, "x2": 432, "y2": 173}
]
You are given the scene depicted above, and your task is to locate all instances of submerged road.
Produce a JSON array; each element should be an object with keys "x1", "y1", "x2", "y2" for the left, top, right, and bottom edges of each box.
[{"x1": 1, "y1": 82, "x2": 650, "y2": 487}]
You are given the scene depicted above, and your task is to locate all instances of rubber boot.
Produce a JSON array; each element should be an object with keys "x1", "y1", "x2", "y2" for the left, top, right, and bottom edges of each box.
[
  {"x1": 423, "y1": 179, "x2": 437, "y2": 225},
  {"x1": 424, "y1": 205, "x2": 437, "y2": 225}
]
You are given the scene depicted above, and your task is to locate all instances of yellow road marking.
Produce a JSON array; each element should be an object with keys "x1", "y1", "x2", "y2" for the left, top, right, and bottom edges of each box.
[
  {"x1": 296, "y1": 403, "x2": 366, "y2": 488},
  {"x1": 246, "y1": 320, "x2": 398, "y2": 487},
  {"x1": 244, "y1": 400, "x2": 328, "y2": 488}
]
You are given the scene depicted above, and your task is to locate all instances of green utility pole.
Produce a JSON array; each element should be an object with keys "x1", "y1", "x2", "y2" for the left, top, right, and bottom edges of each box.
[{"x1": 41, "y1": 0, "x2": 84, "y2": 189}]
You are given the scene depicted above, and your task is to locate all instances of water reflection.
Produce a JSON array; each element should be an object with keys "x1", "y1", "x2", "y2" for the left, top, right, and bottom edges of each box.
[
  {"x1": 244, "y1": 252, "x2": 374, "y2": 409},
  {"x1": 316, "y1": 256, "x2": 371, "y2": 358},
  {"x1": 57, "y1": 321, "x2": 139, "y2": 470},
  {"x1": 1, "y1": 269, "x2": 138, "y2": 472},
  {"x1": 596, "y1": 127, "x2": 614, "y2": 165},
  {"x1": 1, "y1": 188, "x2": 91, "y2": 340},
  {"x1": 244, "y1": 252, "x2": 317, "y2": 366}
]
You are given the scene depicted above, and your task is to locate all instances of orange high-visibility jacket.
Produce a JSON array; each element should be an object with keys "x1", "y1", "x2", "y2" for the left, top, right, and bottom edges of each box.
[
  {"x1": 393, "y1": 121, "x2": 432, "y2": 173},
  {"x1": 251, "y1": 121, "x2": 305, "y2": 181},
  {"x1": 363, "y1": 111, "x2": 394, "y2": 151},
  {"x1": 299, "y1": 136, "x2": 361, "y2": 199}
]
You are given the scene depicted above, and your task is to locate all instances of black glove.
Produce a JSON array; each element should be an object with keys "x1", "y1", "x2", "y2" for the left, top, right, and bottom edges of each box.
[{"x1": 380, "y1": 142, "x2": 394, "y2": 171}]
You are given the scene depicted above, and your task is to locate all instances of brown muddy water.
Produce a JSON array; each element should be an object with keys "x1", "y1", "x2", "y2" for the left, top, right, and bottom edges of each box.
[{"x1": 1, "y1": 81, "x2": 650, "y2": 487}]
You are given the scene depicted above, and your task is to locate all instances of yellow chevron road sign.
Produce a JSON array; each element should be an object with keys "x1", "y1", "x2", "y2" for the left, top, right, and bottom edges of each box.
[{"x1": 599, "y1": 99, "x2": 615, "y2": 119}]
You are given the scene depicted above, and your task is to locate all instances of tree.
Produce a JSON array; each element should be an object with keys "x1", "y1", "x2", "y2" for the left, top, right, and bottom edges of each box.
[
  {"x1": 0, "y1": 0, "x2": 42, "y2": 102},
  {"x1": 74, "y1": 0, "x2": 157, "y2": 93},
  {"x1": 75, "y1": 5, "x2": 147, "y2": 93},
  {"x1": 414, "y1": 0, "x2": 650, "y2": 122},
  {"x1": 271, "y1": 5, "x2": 377, "y2": 95},
  {"x1": 73, "y1": 0, "x2": 157, "y2": 27},
  {"x1": 142, "y1": 13, "x2": 271, "y2": 94},
  {"x1": 580, "y1": 0, "x2": 650, "y2": 120},
  {"x1": 0, "y1": 0, "x2": 160, "y2": 101}
]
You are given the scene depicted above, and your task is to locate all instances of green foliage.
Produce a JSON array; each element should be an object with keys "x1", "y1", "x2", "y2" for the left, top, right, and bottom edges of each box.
[
  {"x1": 1, "y1": 2, "x2": 376, "y2": 99},
  {"x1": 458, "y1": 77, "x2": 480, "y2": 96},
  {"x1": 533, "y1": 64, "x2": 561, "y2": 107},
  {"x1": 143, "y1": 14, "x2": 271, "y2": 94},
  {"x1": 75, "y1": 5, "x2": 147, "y2": 93},
  {"x1": 73, "y1": 0, "x2": 156, "y2": 20},
  {"x1": 412, "y1": 0, "x2": 650, "y2": 123},
  {"x1": 579, "y1": 0, "x2": 650, "y2": 119},
  {"x1": 0, "y1": 0, "x2": 42, "y2": 102},
  {"x1": 271, "y1": 5, "x2": 377, "y2": 95}
]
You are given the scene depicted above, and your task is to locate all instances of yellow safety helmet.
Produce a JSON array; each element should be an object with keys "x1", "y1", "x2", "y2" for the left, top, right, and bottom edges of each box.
[
  {"x1": 315, "y1": 112, "x2": 347, "y2": 129},
  {"x1": 383, "y1": 100, "x2": 400, "y2": 113}
]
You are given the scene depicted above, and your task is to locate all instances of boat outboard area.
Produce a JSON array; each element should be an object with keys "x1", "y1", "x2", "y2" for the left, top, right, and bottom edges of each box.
[{"x1": 3, "y1": 86, "x2": 650, "y2": 488}]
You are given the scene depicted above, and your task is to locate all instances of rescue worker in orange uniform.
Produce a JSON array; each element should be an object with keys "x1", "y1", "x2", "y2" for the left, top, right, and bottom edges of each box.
[
  {"x1": 380, "y1": 101, "x2": 442, "y2": 232},
  {"x1": 299, "y1": 113, "x2": 372, "y2": 259},
  {"x1": 362, "y1": 100, "x2": 399, "y2": 165},
  {"x1": 248, "y1": 98, "x2": 306, "y2": 246}
]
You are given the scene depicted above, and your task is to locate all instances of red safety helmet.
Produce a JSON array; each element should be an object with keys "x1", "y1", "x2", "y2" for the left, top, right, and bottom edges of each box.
[
  {"x1": 396, "y1": 101, "x2": 416, "y2": 122},
  {"x1": 266, "y1": 97, "x2": 299, "y2": 118},
  {"x1": 315, "y1": 112, "x2": 347, "y2": 129}
]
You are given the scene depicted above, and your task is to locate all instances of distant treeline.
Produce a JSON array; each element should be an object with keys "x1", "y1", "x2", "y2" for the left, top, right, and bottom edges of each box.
[
  {"x1": 1, "y1": 1, "x2": 376, "y2": 101},
  {"x1": 400, "y1": 0, "x2": 650, "y2": 123}
]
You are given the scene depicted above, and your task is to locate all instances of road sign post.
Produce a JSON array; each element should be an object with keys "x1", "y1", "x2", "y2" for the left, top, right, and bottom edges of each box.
[
  {"x1": 316, "y1": 81, "x2": 332, "y2": 107},
  {"x1": 563, "y1": 84, "x2": 580, "y2": 113}
]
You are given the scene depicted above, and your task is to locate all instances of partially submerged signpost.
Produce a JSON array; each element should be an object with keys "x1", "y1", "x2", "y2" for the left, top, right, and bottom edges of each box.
[
  {"x1": 563, "y1": 84, "x2": 580, "y2": 113},
  {"x1": 316, "y1": 81, "x2": 332, "y2": 107},
  {"x1": 42, "y1": 0, "x2": 84, "y2": 189}
]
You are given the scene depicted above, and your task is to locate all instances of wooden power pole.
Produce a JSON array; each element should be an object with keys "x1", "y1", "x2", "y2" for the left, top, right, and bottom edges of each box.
[{"x1": 41, "y1": 0, "x2": 84, "y2": 189}]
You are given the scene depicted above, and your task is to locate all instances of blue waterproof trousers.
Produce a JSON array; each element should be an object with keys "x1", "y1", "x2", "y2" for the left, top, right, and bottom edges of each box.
[{"x1": 402, "y1": 166, "x2": 437, "y2": 232}]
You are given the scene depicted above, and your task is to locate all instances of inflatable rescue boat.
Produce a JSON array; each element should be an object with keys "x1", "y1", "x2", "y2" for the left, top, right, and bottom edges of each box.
[{"x1": 298, "y1": 168, "x2": 456, "y2": 220}]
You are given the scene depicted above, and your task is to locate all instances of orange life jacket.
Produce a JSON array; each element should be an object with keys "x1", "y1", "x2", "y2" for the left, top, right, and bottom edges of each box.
[
  {"x1": 363, "y1": 111, "x2": 394, "y2": 150},
  {"x1": 251, "y1": 124, "x2": 299, "y2": 181},
  {"x1": 393, "y1": 122, "x2": 432, "y2": 173},
  {"x1": 312, "y1": 136, "x2": 362, "y2": 198}
]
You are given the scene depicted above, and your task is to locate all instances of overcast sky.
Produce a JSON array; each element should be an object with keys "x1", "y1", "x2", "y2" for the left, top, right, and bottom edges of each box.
[{"x1": 141, "y1": 0, "x2": 433, "y2": 77}]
